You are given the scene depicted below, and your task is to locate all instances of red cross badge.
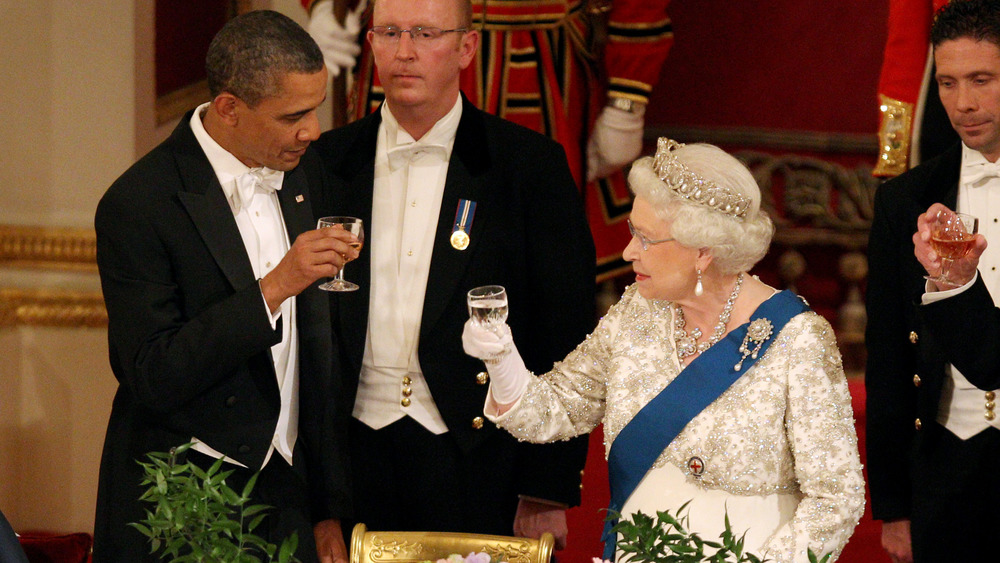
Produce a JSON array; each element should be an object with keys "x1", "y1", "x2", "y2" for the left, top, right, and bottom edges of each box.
[{"x1": 687, "y1": 456, "x2": 705, "y2": 477}]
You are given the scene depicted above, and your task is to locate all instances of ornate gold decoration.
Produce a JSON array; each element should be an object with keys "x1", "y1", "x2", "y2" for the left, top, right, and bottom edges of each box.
[
  {"x1": 777, "y1": 250, "x2": 806, "y2": 292},
  {"x1": 0, "y1": 288, "x2": 107, "y2": 328},
  {"x1": 0, "y1": 225, "x2": 97, "y2": 271},
  {"x1": 482, "y1": 542, "x2": 534, "y2": 563},
  {"x1": 369, "y1": 536, "x2": 424, "y2": 560},
  {"x1": 0, "y1": 224, "x2": 105, "y2": 327},
  {"x1": 837, "y1": 251, "x2": 868, "y2": 373},
  {"x1": 733, "y1": 151, "x2": 876, "y2": 377},
  {"x1": 353, "y1": 524, "x2": 551, "y2": 563},
  {"x1": 873, "y1": 94, "x2": 914, "y2": 177},
  {"x1": 736, "y1": 151, "x2": 877, "y2": 242}
]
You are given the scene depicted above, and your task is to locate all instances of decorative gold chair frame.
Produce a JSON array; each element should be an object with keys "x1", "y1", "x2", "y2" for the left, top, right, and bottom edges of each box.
[{"x1": 350, "y1": 523, "x2": 554, "y2": 563}]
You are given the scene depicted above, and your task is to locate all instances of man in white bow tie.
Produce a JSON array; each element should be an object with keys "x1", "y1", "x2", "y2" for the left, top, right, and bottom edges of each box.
[
  {"x1": 866, "y1": 1, "x2": 1000, "y2": 562},
  {"x1": 311, "y1": 0, "x2": 596, "y2": 553},
  {"x1": 94, "y1": 10, "x2": 358, "y2": 563}
]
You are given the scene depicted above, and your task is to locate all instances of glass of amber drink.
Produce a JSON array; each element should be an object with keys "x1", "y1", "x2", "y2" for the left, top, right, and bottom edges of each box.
[{"x1": 926, "y1": 210, "x2": 978, "y2": 287}]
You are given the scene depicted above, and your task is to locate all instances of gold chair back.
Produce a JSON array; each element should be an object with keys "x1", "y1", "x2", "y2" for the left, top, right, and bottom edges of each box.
[{"x1": 349, "y1": 523, "x2": 554, "y2": 563}]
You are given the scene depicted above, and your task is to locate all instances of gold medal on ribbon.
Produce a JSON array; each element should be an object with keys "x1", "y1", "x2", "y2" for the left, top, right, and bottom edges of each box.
[
  {"x1": 451, "y1": 229, "x2": 470, "y2": 250},
  {"x1": 451, "y1": 199, "x2": 476, "y2": 251}
]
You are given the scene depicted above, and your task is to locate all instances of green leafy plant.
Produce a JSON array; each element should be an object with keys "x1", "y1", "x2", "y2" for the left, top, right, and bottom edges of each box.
[
  {"x1": 129, "y1": 442, "x2": 301, "y2": 563},
  {"x1": 607, "y1": 502, "x2": 832, "y2": 563}
]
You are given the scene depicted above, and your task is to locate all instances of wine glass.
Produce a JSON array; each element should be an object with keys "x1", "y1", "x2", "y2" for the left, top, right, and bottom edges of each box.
[
  {"x1": 467, "y1": 285, "x2": 509, "y2": 363},
  {"x1": 317, "y1": 216, "x2": 364, "y2": 292},
  {"x1": 925, "y1": 210, "x2": 978, "y2": 287},
  {"x1": 467, "y1": 285, "x2": 509, "y2": 331}
]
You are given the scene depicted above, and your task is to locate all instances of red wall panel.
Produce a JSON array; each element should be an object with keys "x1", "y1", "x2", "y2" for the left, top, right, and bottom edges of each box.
[{"x1": 647, "y1": 0, "x2": 889, "y2": 135}]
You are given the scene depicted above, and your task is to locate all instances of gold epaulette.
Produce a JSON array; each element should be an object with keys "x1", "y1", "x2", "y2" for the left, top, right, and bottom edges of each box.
[{"x1": 874, "y1": 94, "x2": 914, "y2": 177}]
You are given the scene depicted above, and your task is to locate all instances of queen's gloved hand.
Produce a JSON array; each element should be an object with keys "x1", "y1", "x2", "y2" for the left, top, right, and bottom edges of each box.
[{"x1": 462, "y1": 320, "x2": 532, "y2": 405}]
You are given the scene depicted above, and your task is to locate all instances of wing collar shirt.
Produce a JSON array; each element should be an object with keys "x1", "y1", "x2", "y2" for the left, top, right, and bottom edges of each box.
[
  {"x1": 189, "y1": 102, "x2": 299, "y2": 467},
  {"x1": 353, "y1": 95, "x2": 463, "y2": 434},
  {"x1": 922, "y1": 143, "x2": 1000, "y2": 438}
]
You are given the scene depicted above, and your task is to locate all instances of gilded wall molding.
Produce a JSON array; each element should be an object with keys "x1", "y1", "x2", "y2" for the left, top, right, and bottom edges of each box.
[
  {"x1": 0, "y1": 224, "x2": 97, "y2": 271},
  {"x1": 0, "y1": 288, "x2": 106, "y2": 328},
  {"x1": 0, "y1": 224, "x2": 106, "y2": 327}
]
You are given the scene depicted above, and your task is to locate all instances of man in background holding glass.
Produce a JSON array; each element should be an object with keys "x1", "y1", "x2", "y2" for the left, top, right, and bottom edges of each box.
[
  {"x1": 312, "y1": 0, "x2": 595, "y2": 549},
  {"x1": 865, "y1": 1, "x2": 1000, "y2": 561},
  {"x1": 94, "y1": 11, "x2": 358, "y2": 562}
]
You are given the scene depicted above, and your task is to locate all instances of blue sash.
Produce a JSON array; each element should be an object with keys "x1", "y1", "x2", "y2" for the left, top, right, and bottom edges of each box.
[{"x1": 601, "y1": 290, "x2": 809, "y2": 560}]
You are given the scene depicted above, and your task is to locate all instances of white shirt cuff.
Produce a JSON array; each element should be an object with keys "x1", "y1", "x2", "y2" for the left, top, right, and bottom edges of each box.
[
  {"x1": 258, "y1": 279, "x2": 282, "y2": 329},
  {"x1": 921, "y1": 271, "x2": 979, "y2": 305}
]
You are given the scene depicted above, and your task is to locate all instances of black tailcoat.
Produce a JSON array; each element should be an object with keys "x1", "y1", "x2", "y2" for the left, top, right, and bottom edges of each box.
[
  {"x1": 865, "y1": 142, "x2": 1000, "y2": 560},
  {"x1": 93, "y1": 114, "x2": 350, "y2": 561},
  {"x1": 311, "y1": 96, "x2": 594, "y2": 528}
]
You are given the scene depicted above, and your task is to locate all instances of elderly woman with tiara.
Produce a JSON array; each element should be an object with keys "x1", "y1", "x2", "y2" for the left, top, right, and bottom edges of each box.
[{"x1": 462, "y1": 139, "x2": 864, "y2": 562}]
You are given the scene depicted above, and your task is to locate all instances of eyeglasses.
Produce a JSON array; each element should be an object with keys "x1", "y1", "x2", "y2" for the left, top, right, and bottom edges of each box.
[
  {"x1": 369, "y1": 26, "x2": 468, "y2": 47},
  {"x1": 627, "y1": 219, "x2": 674, "y2": 251}
]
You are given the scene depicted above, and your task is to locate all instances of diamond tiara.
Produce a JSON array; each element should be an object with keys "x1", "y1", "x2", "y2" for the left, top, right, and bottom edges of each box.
[{"x1": 652, "y1": 138, "x2": 751, "y2": 219}]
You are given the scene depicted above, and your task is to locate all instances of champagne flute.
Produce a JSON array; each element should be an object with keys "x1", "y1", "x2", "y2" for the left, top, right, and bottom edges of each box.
[
  {"x1": 317, "y1": 216, "x2": 364, "y2": 292},
  {"x1": 467, "y1": 285, "x2": 509, "y2": 363},
  {"x1": 925, "y1": 210, "x2": 978, "y2": 287}
]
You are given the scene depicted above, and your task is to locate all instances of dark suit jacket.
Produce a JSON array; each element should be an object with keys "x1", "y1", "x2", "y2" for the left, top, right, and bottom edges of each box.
[
  {"x1": 93, "y1": 113, "x2": 350, "y2": 561},
  {"x1": 0, "y1": 509, "x2": 28, "y2": 563},
  {"x1": 311, "y1": 96, "x2": 594, "y2": 506},
  {"x1": 864, "y1": 142, "x2": 962, "y2": 521},
  {"x1": 920, "y1": 272, "x2": 1000, "y2": 390}
]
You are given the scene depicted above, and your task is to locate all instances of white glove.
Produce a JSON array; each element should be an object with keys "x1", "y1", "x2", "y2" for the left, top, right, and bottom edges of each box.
[
  {"x1": 308, "y1": 0, "x2": 364, "y2": 77},
  {"x1": 586, "y1": 104, "x2": 646, "y2": 182},
  {"x1": 462, "y1": 320, "x2": 531, "y2": 405}
]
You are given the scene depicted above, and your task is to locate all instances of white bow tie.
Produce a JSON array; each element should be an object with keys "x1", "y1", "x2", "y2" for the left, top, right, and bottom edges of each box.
[
  {"x1": 387, "y1": 142, "x2": 448, "y2": 171},
  {"x1": 964, "y1": 160, "x2": 1000, "y2": 186},
  {"x1": 233, "y1": 167, "x2": 283, "y2": 212}
]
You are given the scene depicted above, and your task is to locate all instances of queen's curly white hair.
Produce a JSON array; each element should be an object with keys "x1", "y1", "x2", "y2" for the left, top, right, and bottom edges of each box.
[{"x1": 628, "y1": 142, "x2": 774, "y2": 275}]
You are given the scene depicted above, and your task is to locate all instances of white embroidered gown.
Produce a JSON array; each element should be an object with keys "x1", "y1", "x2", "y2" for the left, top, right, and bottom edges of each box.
[{"x1": 489, "y1": 285, "x2": 865, "y2": 563}]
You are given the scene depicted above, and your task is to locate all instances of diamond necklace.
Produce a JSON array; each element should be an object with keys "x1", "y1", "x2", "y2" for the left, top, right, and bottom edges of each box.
[{"x1": 673, "y1": 272, "x2": 745, "y2": 359}]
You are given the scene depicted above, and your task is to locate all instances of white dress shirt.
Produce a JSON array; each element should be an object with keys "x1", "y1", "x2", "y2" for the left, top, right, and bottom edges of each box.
[
  {"x1": 922, "y1": 143, "x2": 1000, "y2": 438},
  {"x1": 188, "y1": 102, "x2": 299, "y2": 466},
  {"x1": 352, "y1": 96, "x2": 463, "y2": 434}
]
